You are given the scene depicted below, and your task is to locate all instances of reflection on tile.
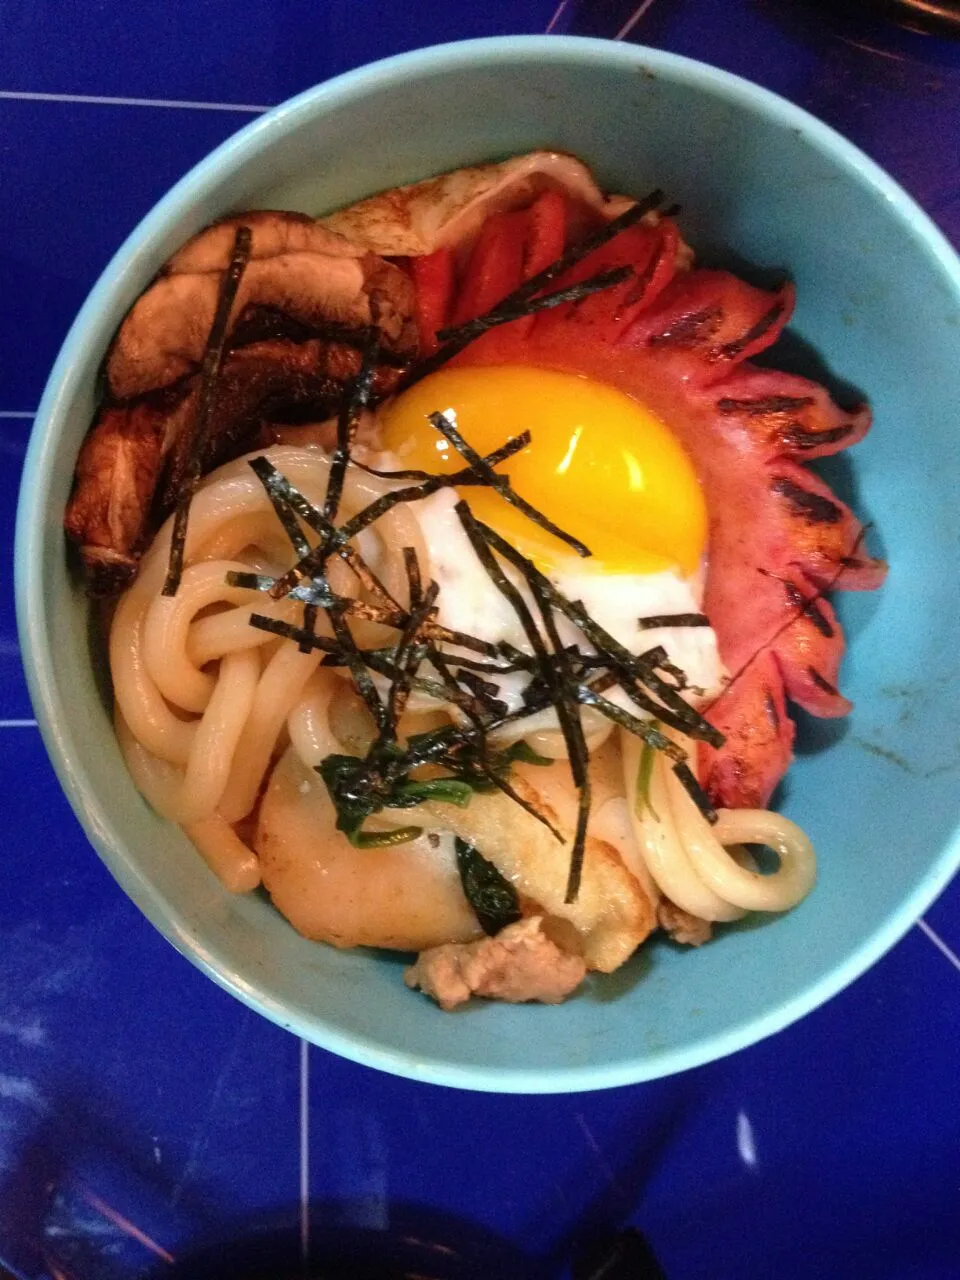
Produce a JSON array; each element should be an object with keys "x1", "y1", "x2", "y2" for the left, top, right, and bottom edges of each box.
[{"x1": 0, "y1": 732, "x2": 299, "y2": 1277}]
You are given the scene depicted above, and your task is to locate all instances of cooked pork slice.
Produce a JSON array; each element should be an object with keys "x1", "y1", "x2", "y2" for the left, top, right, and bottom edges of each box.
[
  {"x1": 318, "y1": 150, "x2": 634, "y2": 257},
  {"x1": 66, "y1": 339, "x2": 403, "y2": 593}
]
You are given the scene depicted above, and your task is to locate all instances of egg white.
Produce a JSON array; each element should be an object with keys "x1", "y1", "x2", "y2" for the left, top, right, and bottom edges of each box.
[{"x1": 396, "y1": 484, "x2": 724, "y2": 722}]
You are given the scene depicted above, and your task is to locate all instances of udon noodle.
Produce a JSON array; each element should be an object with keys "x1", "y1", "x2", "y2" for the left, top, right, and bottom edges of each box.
[{"x1": 111, "y1": 442, "x2": 817, "y2": 979}]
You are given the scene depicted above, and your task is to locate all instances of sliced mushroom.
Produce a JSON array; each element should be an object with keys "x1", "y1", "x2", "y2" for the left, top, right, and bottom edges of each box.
[
  {"x1": 107, "y1": 243, "x2": 416, "y2": 400},
  {"x1": 66, "y1": 338, "x2": 404, "y2": 594},
  {"x1": 166, "y1": 209, "x2": 362, "y2": 274}
]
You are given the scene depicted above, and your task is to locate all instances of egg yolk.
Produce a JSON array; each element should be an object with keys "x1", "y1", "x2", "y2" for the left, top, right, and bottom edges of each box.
[{"x1": 379, "y1": 365, "x2": 707, "y2": 575}]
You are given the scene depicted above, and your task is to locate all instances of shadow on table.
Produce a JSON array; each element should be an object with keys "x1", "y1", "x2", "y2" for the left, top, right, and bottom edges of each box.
[
  {"x1": 0, "y1": 1077, "x2": 667, "y2": 1280},
  {"x1": 159, "y1": 1205, "x2": 666, "y2": 1280}
]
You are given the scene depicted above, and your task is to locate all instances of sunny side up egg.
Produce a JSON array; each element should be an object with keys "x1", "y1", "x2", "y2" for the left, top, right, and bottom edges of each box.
[{"x1": 375, "y1": 365, "x2": 724, "y2": 712}]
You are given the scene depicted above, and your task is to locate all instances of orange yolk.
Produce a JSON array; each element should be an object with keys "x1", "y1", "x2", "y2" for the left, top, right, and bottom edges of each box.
[{"x1": 379, "y1": 365, "x2": 707, "y2": 575}]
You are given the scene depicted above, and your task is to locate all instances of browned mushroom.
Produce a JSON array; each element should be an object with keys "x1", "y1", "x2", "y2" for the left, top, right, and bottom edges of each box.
[
  {"x1": 65, "y1": 158, "x2": 652, "y2": 596},
  {"x1": 66, "y1": 337, "x2": 405, "y2": 594},
  {"x1": 106, "y1": 213, "x2": 417, "y2": 399}
]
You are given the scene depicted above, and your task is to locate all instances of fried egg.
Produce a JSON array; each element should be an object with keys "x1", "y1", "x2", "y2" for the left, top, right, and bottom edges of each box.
[{"x1": 376, "y1": 364, "x2": 723, "y2": 711}]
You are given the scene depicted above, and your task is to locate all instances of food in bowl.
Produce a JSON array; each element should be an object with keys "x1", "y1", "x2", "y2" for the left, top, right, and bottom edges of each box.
[{"x1": 64, "y1": 151, "x2": 885, "y2": 1010}]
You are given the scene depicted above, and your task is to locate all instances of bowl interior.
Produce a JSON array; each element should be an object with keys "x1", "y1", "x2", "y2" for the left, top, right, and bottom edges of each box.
[{"x1": 17, "y1": 37, "x2": 960, "y2": 1091}]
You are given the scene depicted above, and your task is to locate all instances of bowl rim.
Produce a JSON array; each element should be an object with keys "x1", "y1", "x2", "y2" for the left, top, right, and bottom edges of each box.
[{"x1": 15, "y1": 33, "x2": 960, "y2": 1093}]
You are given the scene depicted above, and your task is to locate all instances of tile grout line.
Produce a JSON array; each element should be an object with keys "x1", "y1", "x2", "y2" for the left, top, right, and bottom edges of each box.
[
  {"x1": 917, "y1": 917, "x2": 960, "y2": 976},
  {"x1": 0, "y1": 720, "x2": 38, "y2": 729},
  {"x1": 614, "y1": 0, "x2": 660, "y2": 41},
  {"x1": 0, "y1": 89, "x2": 269, "y2": 113},
  {"x1": 545, "y1": 0, "x2": 569, "y2": 32},
  {"x1": 299, "y1": 1038, "x2": 310, "y2": 1261},
  {"x1": 0, "y1": 411, "x2": 36, "y2": 419}
]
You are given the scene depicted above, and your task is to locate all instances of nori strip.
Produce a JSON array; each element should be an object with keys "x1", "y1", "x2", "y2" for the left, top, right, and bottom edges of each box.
[
  {"x1": 672, "y1": 759, "x2": 718, "y2": 824},
  {"x1": 638, "y1": 613, "x2": 710, "y2": 630},
  {"x1": 429, "y1": 410, "x2": 591, "y2": 558},
  {"x1": 394, "y1": 190, "x2": 664, "y2": 392},
  {"x1": 163, "y1": 225, "x2": 252, "y2": 595},
  {"x1": 324, "y1": 329, "x2": 380, "y2": 522}
]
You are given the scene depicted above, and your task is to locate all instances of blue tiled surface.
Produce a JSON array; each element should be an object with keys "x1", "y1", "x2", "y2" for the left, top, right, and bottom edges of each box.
[{"x1": 2, "y1": 0, "x2": 960, "y2": 1275}]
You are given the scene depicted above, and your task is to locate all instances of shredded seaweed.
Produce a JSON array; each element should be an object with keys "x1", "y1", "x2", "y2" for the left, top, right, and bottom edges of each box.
[
  {"x1": 672, "y1": 760, "x2": 718, "y2": 824},
  {"x1": 429, "y1": 410, "x2": 591, "y2": 558},
  {"x1": 473, "y1": 518, "x2": 722, "y2": 746},
  {"x1": 324, "y1": 330, "x2": 380, "y2": 522},
  {"x1": 433, "y1": 265, "x2": 633, "y2": 345},
  {"x1": 203, "y1": 187, "x2": 732, "y2": 894},
  {"x1": 638, "y1": 613, "x2": 710, "y2": 630},
  {"x1": 163, "y1": 225, "x2": 252, "y2": 595}
]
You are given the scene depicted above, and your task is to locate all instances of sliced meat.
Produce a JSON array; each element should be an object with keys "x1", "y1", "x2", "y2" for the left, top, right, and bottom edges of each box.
[
  {"x1": 318, "y1": 150, "x2": 633, "y2": 258},
  {"x1": 443, "y1": 200, "x2": 886, "y2": 809},
  {"x1": 405, "y1": 916, "x2": 587, "y2": 1010},
  {"x1": 64, "y1": 399, "x2": 171, "y2": 593},
  {"x1": 166, "y1": 209, "x2": 360, "y2": 274}
]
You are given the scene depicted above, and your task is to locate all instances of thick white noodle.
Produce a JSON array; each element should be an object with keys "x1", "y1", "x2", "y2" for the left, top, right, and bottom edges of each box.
[
  {"x1": 183, "y1": 815, "x2": 261, "y2": 893},
  {"x1": 112, "y1": 442, "x2": 818, "y2": 938},
  {"x1": 706, "y1": 808, "x2": 817, "y2": 910},
  {"x1": 620, "y1": 730, "x2": 744, "y2": 922},
  {"x1": 142, "y1": 559, "x2": 266, "y2": 713}
]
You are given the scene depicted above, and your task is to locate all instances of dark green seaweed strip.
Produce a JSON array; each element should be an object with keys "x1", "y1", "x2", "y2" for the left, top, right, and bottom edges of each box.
[
  {"x1": 247, "y1": 457, "x2": 312, "y2": 558},
  {"x1": 352, "y1": 428, "x2": 532, "y2": 483},
  {"x1": 573, "y1": 686, "x2": 687, "y2": 761},
  {"x1": 672, "y1": 760, "x2": 718, "y2": 824},
  {"x1": 399, "y1": 266, "x2": 634, "y2": 393},
  {"x1": 528, "y1": 574, "x2": 591, "y2": 904},
  {"x1": 433, "y1": 265, "x2": 632, "y2": 344},
  {"x1": 328, "y1": 606, "x2": 388, "y2": 731},
  {"x1": 454, "y1": 501, "x2": 568, "y2": 846},
  {"x1": 428, "y1": 410, "x2": 591, "y2": 558},
  {"x1": 324, "y1": 329, "x2": 380, "y2": 522},
  {"x1": 163, "y1": 225, "x2": 252, "y2": 596},
  {"x1": 475, "y1": 519, "x2": 722, "y2": 746},
  {"x1": 379, "y1": 553, "x2": 439, "y2": 739},
  {"x1": 267, "y1": 435, "x2": 532, "y2": 600},
  {"x1": 637, "y1": 613, "x2": 710, "y2": 630},
  {"x1": 396, "y1": 191, "x2": 664, "y2": 392},
  {"x1": 299, "y1": 603, "x2": 319, "y2": 655},
  {"x1": 426, "y1": 649, "x2": 562, "y2": 839},
  {"x1": 494, "y1": 189, "x2": 665, "y2": 308},
  {"x1": 455, "y1": 838, "x2": 522, "y2": 936}
]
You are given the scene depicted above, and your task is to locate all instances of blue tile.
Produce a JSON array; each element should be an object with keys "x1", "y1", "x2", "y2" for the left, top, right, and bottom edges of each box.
[
  {"x1": 3, "y1": 0, "x2": 960, "y2": 1275},
  {"x1": 0, "y1": 731, "x2": 300, "y2": 1277},
  {"x1": 0, "y1": 0, "x2": 564, "y2": 108},
  {"x1": 0, "y1": 100, "x2": 253, "y2": 413},
  {"x1": 1, "y1": 420, "x2": 32, "y2": 718},
  {"x1": 301, "y1": 920, "x2": 960, "y2": 1280}
]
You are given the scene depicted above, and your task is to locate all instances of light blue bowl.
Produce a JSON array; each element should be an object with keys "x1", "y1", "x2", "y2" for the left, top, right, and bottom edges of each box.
[{"x1": 15, "y1": 36, "x2": 960, "y2": 1092}]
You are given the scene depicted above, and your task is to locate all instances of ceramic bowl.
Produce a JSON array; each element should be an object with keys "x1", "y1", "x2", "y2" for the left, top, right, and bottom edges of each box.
[{"x1": 16, "y1": 36, "x2": 960, "y2": 1091}]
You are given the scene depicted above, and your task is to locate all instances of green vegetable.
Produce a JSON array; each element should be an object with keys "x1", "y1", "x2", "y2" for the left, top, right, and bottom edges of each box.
[{"x1": 455, "y1": 838, "x2": 522, "y2": 936}]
